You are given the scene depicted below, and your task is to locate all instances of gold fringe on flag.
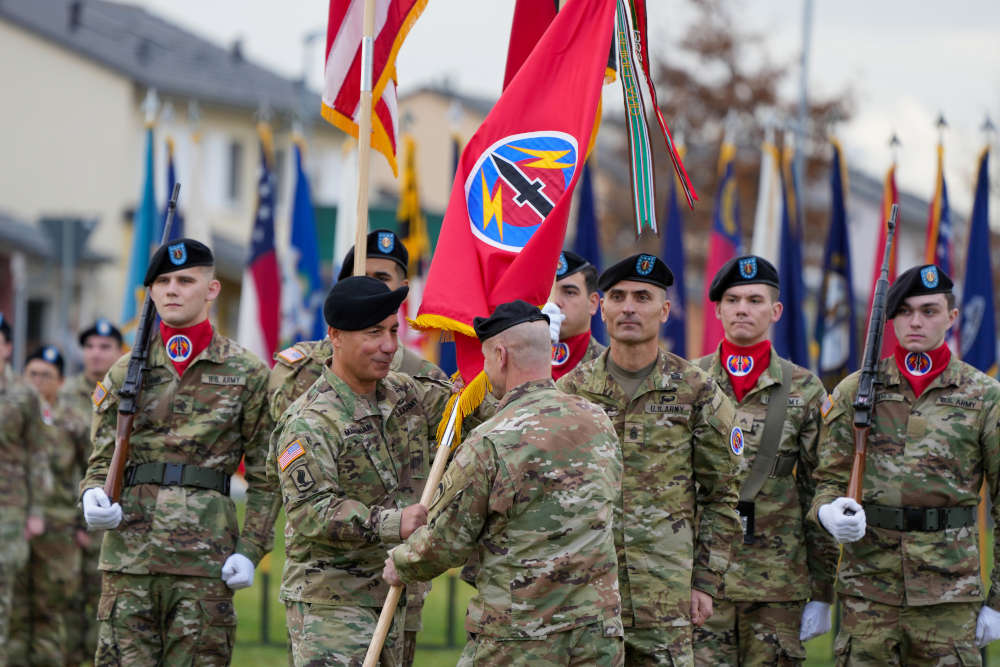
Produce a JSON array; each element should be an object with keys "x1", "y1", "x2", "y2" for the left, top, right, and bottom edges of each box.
[{"x1": 436, "y1": 370, "x2": 491, "y2": 450}]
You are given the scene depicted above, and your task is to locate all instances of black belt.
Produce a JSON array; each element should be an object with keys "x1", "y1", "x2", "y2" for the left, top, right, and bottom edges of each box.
[
  {"x1": 124, "y1": 462, "x2": 230, "y2": 495},
  {"x1": 866, "y1": 504, "x2": 976, "y2": 532}
]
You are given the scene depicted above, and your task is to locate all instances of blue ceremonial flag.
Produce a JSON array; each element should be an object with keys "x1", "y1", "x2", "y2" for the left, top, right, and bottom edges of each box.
[
  {"x1": 960, "y1": 148, "x2": 996, "y2": 376},
  {"x1": 813, "y1": 139, "x2": 857, "y2": 387},
  {"x1": 159, "y1": 137, "x2": 184, "y2": 242},
  {"x1": 661, "y1": 167, "x2": 686, "y2": 356},
  {"x1": 121, "y1": 125, "x2": 157, "y2": 338},
  {"x1": 289, "y1": 139, "x2": 325, "y2": 342},
  {"x1": 772, "y1": 146, "x2": 809, "y2": 366},
  {"x1": 572, "y1": 160, "x2": 607, "y2": 345}
]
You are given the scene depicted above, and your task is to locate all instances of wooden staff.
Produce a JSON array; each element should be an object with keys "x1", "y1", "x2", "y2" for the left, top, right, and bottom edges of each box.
[
  {"x1": 353, "y1": 0, "x2": 376, "y2": 277},
  {"x1": 363, "y1": 399, "x2": 461, "y2": 667}
]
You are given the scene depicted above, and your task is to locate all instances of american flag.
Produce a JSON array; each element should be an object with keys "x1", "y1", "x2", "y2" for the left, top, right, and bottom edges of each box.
[{"x1": 278, "y1": 440, "x2": 305, "y2": 471}]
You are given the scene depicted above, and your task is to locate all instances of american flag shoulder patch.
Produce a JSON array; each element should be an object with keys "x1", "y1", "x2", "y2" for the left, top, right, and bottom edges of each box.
[
  {"x1": 92, "y1": 382, "x2": 108, "y2": 407},
  {"x1": 277, "y1": 346, "x2": 306, "y2": 365},
  {"x1": 820, "y1": 394, "x2": 834, "y2": 418},
  {"x1": 278, "y1": 439, "x2": 306, "y2": 471}
]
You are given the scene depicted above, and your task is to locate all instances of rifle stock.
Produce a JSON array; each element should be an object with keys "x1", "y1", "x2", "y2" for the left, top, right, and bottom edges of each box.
[
  {"x1": 847, "y1": 203, "x2": 898, "y2": 503},
  {"x1": 104, "y1": 183, "x2": 180, "y2": 502}
]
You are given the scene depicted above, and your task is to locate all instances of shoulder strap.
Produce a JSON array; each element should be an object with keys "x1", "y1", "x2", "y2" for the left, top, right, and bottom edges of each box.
[{"x1": 740, "y1": 358, "x2": 793, "y2": 502}]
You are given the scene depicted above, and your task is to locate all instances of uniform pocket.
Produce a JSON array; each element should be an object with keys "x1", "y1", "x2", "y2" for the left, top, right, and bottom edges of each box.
[
  {"x1": 953, "y1": 642, "x2": 981, "y2": 666},
  {"x1": 199, "y1": 598, "x2": 237, "y2": 626},
  {"x1": 775, "y1": 630, "x2": 807, "y2": 663}
]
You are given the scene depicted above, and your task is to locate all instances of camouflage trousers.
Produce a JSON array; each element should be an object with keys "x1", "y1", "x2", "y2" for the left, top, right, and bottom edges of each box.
[
  {"x1": 624, "y1": 625, "x2": 692, "y2": 666},
  {"x1": 458, "y1": 622, "x2": 624, "y2": 666},
  {"x1": 67, "y1": 535, "x2": 103, "y2": 665},
  {"x1": 0, "y1": 520, "x2": 29, "y2": 667},
  {"x1": 95, "y1": 572, "x2": 236, "y2": 666},
  {"x1": 9, "y1": 519, "x2": 81, "y2": 666},
  {"x1": 285, "y1": 602, "x2": 405, "y2": 667},
  {"x1": 835, "y1": 595, "x2": 980, "y2": 666},
  {"x1": 692, "y1": 599, "x2": 806, "y2": 666}
]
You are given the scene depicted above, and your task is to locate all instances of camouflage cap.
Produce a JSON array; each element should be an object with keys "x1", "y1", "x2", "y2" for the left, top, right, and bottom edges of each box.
[
  {"x1": 324, "y1": 276, "x2": 408, "y2": 330},
  {"x1": 337, "y1": 229, "x2": 409, "y2": 281},
  {"x1": 144, "y1": 238, "x2": 214, "y2": 286},
  {"x1": 887, "y1": 264, "x2": 954, "y2": 318},
  {"x1": 708, "y1": 254, "x2": 779, "y2": 301}
]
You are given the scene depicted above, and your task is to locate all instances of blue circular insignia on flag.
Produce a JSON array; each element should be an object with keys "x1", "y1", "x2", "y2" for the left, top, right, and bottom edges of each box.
[
  {"x1": 166, "y1": 334, "x2": 193, "y2": 362},
  {"x1": 730, "y1": 426, "x2": 745, "y2": 456},
  {"x1": 920, "y1": 266, "x2": 939, "y2": 288},
  {"x1": 168, "y1": 242, "x2": 187, "y2": 266},
  {"x1": 739, "y1": 257, "x2": 758, "y2": 279},
  {"x1": 466, "y1": 131, "x2": 579, "y2": 253},
  {"x1": 556, "y1": 252, "x2": 569, "y2": 277},
  {"x1": 726, "y1": 354, "x2": 754, "y2": 377},
  {"x1": 636, "y1": 254, "x2": 656, "y2": 276},
  {"x1": 377, "y1": 232, "x2": 395, "y2": 254},
  {"x1": 551, "y1": 341, "x2": 570, "y2": 366},
  {"x1": 904, "y1": 351, "x2": 933, "y2": 376}
]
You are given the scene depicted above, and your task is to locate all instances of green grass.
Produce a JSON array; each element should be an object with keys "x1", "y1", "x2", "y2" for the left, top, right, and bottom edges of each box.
[{"x1": 232, "y1": 510, "x2": 997, "y2": 666}]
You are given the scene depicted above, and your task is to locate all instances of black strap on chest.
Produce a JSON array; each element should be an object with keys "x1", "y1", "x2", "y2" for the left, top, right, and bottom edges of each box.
[
  {"x1": 124, "y1": 462, "x2": 230, "y2": 495},
  {"x1": 740, "y1": 358, "x2": 794, "y2": 503}
]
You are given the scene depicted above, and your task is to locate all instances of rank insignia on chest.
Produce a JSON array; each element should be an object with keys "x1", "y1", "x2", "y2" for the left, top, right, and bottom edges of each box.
[
  {"x1": 278, "y1": 439, "x2": 306, "y2": 471},
  {"x1": 92, "y1": 381, "x2": 109, "y2": 407},
  {"x1": 165, "y1": 334, "x2": 193, "y2": 362},
  {"x1": 730, "y1": 426, "x2": 745, "y2": 455},
  {"x1": 277, "y1": 346, "x2": 306, "y2": 364}
]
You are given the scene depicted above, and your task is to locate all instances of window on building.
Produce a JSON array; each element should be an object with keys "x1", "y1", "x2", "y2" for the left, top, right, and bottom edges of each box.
[{"x1": 227, "y1": 140, "x2": 244, "y2": 203}]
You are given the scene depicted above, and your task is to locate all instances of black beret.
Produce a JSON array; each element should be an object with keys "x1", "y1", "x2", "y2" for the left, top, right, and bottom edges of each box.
[
  {"x1": 78, "y1": 318, "x2": 123, "y2": 346},
  {"x1": 144, "y1": 238, "x2": 214, "y2": 286},
  {"x1": 0, "y1": 313, "x2": 9, "y2": 342},
  {"x1": 708, "y1": 255, "x2": 780, "y2": 302},
  {"x1": 598, "y1": 254, "x2": 673, "y2": 292},
  {"x1": 886, "y1": 264, "x2": 954, "y2": 318},
  {"x1": 473, "y1": 300, "x2": 550, "y2": 342},
  {"x1": 555, "y1": 250, "x2": 593, "y2": 281},
  {"x1": 337, "y1": 229, "x2": 409, "y2": 281},
  {"x1": 26, "y1": 345, "x2": 65, "y2": 376},
  {"x1": 324, "y1": 276, "x2": 408, "y2": 331}
]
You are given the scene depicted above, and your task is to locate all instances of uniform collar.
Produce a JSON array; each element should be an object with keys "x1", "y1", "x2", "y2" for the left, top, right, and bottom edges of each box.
[
  {"x1": 708, "y1": 343, "x2": 784, "y2": 397},
  {"x1": 499, "y1": 378, "x2": 555, "y2": 409},
  {"x1": 880, "y1": 354, "x2": 962, "y2": 392},
  {"x1": 321, "y1": 362, "x2": 406, "y2": 423},
  {"x1": 149, "y1": 327, "x2": 229, "y2": 370},
  {"x1": 587, "y1": 347, "x2": 675, "y2": 402}
]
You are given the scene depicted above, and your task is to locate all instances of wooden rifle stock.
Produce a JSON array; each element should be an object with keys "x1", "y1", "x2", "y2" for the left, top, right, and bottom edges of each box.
[
  {"x1": 103, "y1": 182, "x2": 181, "y2": 503},
  {"x1": 846, "y1": 426, "x2": 869, "y2": 503}
]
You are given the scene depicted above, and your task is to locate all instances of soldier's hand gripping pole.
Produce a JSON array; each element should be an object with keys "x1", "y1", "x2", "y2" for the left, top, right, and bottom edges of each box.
[
  {"x1": 104, "y1": 182, "x2": 181, "y2": 502},
  {"x1": 846, "y1": 203, "x2": 898, "y2": 503},
  {"x1": 363, "y1": 397, "x2": 461, "y2": 667}
]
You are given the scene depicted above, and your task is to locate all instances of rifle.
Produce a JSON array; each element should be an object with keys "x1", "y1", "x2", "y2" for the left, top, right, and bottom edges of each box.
[
  {"x1": 846, "y1": 203, "x2": 898, "y2": 503},
  {"x1": 104, "y1": 182, "x2": 181, "y2": 502}
]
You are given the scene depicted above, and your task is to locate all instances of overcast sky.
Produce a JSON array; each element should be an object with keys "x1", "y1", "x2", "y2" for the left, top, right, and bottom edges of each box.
[{"x1": 133, "y1": 0, "x2": 999, "y2": 218}]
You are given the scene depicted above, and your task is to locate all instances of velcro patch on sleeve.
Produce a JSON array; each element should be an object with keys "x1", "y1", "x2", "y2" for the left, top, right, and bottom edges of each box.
[
  {"x1": 820, "y1": 394, "x2": 833, "y2": 418},
  {"x1": 92, "y1": 382, "x2": 109, "y2": 407},
  {"x1": 278, "y1": 439, "x2": 307, "y2": 471},
  {"x1": 277, "y1": 346, "x2": 306, "y2": 365}
]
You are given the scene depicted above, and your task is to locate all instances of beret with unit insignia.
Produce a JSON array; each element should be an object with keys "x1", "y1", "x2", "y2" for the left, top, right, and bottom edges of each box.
[
  {"x1": 324, "y1": 276, "x2": 408, "y2": 331},
  {"x1": 708, "y1": 254, "x2": 780, "y2": 302},
  {"x1": 26, "y1": 344, "x2": 65, "y2": 376},
  {"x1": 886, "y1": 264, "x2": 954, "y2": 318},
  {"x1": 144, "y1": 238, "x2": 214, "y2": 286},
  {"x1": 598, "y1": 253, "x2": 674, "y2": 292},
  {"x1": 555, "y1": 250, "x2": 593, "y2": 281},
  {"x1": 473, "y1": 300, "x2": 549, "y2": 342},
  {"x1": 78, "y1": 318, "x2": 123, "y2": 346},
  {"x1": 337, "y1": 229, "x2": 409, "y2": 281}
]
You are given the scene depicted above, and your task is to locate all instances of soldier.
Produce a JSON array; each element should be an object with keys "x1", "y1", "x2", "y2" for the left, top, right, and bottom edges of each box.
[
  {"x1": 10, "y1": 346, "x2": 90, "y2": 665},
  {"x1": 691, "y1": 256, "x2": 837, "y2": 665},
  {"x1": 270, "y1": 276, "x2": 481, "y2": 666},
  {"x1": 544, "y1": 249, "x2": 606, "y2": 380},
  {"x1": 0, "y1": 314, "x2": 48, "y2": 665},
  {"x1": 79, "y1": 239, "x2": 279, "y2": 665},
  {"x1": 811, "y1": 264, "x2": 1000, "y2": 665},
  {"x1": 557, "y1": 253, "x2": 744, "y2": 666},
  {"x1": 61, "y1": 318, "x2": 123, "y2": 664},
  {"x1": 382, "y1": 300, "x2": 625, "y2": 666}
]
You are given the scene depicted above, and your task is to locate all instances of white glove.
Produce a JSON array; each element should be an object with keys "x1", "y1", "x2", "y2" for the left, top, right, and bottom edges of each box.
[
  {"x1": 799, "y1": 601, "x2": 832, "y2": 641},
  {"x1": 976, "y1": 605, "x2": 1000, "y2": 647},
  {"x1": 818, "y1": 497, "x2": 866, "y2": 543},
  {"x1": 541, "y1": 302, "x2": 565, "y2": 345},
  {"x1": 221, "y1": 553, "x2": 255, "y2": 590},
  {"x1": 82, "y1": 487, "x2": 122, "y2": 530}
]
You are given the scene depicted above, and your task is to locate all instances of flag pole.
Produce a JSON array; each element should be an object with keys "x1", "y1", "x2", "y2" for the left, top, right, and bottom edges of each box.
[
  {"x1": 353, "y1": 0, "x2": 376, "y2": 276},
  {"x1": 363, "y1": 398, "x2": 462, "y2": 667}
]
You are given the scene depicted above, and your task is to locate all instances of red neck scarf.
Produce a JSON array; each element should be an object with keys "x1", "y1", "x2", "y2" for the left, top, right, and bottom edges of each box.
[
  {"x1": 894, "y1": 343, "x2": 950, "y2": 397},
  {"x1": 160, "y1": 319, "x2": 213, "y2": 377},
  {"x1": 720, "y1": 339, "x2": 772, "y2": 403},
  {"x1": 551, "y1": 330, "x2": 592, "y2": 380}
]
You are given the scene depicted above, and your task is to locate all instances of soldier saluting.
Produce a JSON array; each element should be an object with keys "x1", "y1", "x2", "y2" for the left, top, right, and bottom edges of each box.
[
  {"x1": 80, "y1": 239, "x2": 279, "y2": 665},
  {"x1": 812, "y1": 264, "x2": 1000, "y2": 663}
]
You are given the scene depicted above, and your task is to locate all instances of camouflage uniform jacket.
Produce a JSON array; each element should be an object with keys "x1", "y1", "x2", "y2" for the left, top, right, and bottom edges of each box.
[
  {"x1": 582, "y1": 336, "x2": 606, "y2": 366},
  {"x1": 696, "y1": 347, "x2": 836, "y2": 603},
  {"x1": 557, "y1": 348, "x2": 743, "y2": 628},
  {"x1": 0, "y1": 365, "x2": 48, "y2": 522},
  {"x1": 809, "y1": 355, "x2": 1000, "y2": 609},
  {"x1": 268, "y1": 337, "x2": 448, "y2": 423},
  {"x1": 269, "y1": 363, "x2": 456, "y2": 607},
  {"x1": 392, "y1": 379, "x2": 624, "y2": 639},
  {"x1": 61, "y1": 373, "x2": 98, "y2": 423},
  {"x1": 81, "y1": 330, "x2": 278, "y2": 577},
  {"x1": 39, "y1": 398, "x2": 90, "y2": 526}
]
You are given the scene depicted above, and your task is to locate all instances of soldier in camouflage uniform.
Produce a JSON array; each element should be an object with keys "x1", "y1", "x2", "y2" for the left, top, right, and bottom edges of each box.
[
  {"x1": 61, "y1": 318, "x2": 123, "y2": 664},
  {"x1": 0, "y1": 314, "x2": 49, "y2": 666},
  {"x1": 557, "y1": 254, "x2": 744, "y2": 666},
  {"x1": 80, "y1": 239, "x2": 279, "y2": 666},
  {"x1": 383, "y1": 300, "x2": 625, "y2": 666},
  {"x1": 10, "y1": 346, "x2": 90, "y2": 665},
  {"x1": 811, "y1": 264, "x2": 1000, "y2": 665},
  {"x1": 545, "y1": 250, "x2": 606, "y2": 380},
  {"x1": 270, "y1": 276, "x2": 469, "y2": 667},
  {"x1": 691, "y1": 256, "x2": 837, "y2": 665}
]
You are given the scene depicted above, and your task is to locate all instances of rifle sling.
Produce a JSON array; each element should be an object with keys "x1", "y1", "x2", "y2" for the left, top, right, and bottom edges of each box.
[{"x1": 740, "y1": 358, "x2": 793, "y2": 503}]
